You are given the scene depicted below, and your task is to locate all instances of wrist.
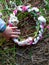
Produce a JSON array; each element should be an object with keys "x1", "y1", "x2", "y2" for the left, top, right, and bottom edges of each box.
[{"x1": 0, "y1": 25, "x2": 6, "y2": 33}]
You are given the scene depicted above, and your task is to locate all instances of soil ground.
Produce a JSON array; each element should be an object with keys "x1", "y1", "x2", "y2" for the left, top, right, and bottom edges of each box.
[{"x1": 0, "y1": 0, "x2": 49, "y2": 65}]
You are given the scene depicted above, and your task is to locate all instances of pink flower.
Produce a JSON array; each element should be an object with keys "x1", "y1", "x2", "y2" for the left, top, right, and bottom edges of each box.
[
  {"x1": 28, "y1": 40, "x2": 34, "y2": 45},
  {"x1": 22, "y1": 6, "x2": 28, "y2": 12},
  {"x1": 46, "y1": 25, "x2": 49, "y2": 29},
  {"x1": 41, "y1": 22, "x2": 45, "y2": 29},
  {"x1": 42, "y1": 24, "x2": 44, "y2": 29},
  {"x1": 8, "y1": 23, "x2": 13, "y2": 27},
  {"x1": 29, "y1": 41, "x2": 33, "y2": 45},
  {"x1": 13, "y1": 10, "x2": 17, "y2": 15}
]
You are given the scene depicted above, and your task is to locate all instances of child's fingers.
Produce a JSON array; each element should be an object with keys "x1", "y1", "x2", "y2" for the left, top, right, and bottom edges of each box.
[
  {"x1": 13, "y1": 29, "x2": 20, "y2": 32},
  {"x1": 16, "y1": 29, "x2": 20, "y2": 32},
  {"x1": 10, "y1": 27, "x2": 21, "y2": 32},
  {"x1": 11, "y1": 35, "x2": 19, "y2": 38},
  {"x1": 10, "y1": 27, "x2": 18, "y2": 29},
  {"x1": 10, "y1": 32, "x2": 21, "y2": 35}
]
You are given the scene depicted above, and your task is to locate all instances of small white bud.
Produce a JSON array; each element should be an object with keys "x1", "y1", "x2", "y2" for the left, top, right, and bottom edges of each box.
[
  {"x1": 9, "y1": 1, "x2": 12, "y2": 4},
  {"x1": 39, "y1": 33, "x2": 42, "y2": 37},
  {"x1": 39, "y1": 31, "x2": 42, "y2": 34},
  {"x1": 31, "y1": 7, "x2": 39, "y2": 12},
  {"x1": 28, "y1": 9, "x2": 32, "y2": 12},
  {"x1": 13, "y1": 38, "x2": 19, "y2": 43},
  {"x1": 41, "y1": 29, "x2": 44, "y2": 33},
  {"x1": 28, "y1": 7, "x2": 39, "y2": 12},
  {"x1": 38, "y1": 16, "x2": 46, "y2": 23},
  {"x1": 32, "y1": 42, "x2": 35, "y2": 44},
  {"x1": 28, "y1": 37, "x2": 33, "y2": 40},
  {"x1": 17, "y1": 5, "x2": 23, "y2": 11},
  {"x1": 37, "y1": 36, "x2": 40, "y2": 40},
  {"x1": 34, "y1": 38, "x2": 37, "y2": 42}
]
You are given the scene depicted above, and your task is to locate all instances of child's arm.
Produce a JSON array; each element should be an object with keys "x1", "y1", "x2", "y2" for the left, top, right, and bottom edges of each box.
[{"x1": 0, "y1": 18, "x2": 20, "y2": 40}]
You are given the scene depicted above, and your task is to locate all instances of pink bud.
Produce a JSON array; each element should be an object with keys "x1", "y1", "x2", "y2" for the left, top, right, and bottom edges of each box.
[
  {"x1": 29, "y1": 41, "x2": 33, "y2": 45},
  {"x1": 46, "y1": 25, "x2": 49, "y2": 29},
  {"x1": 22, "y1": 6, "x2": 28, "y2": 12},
  {"x1": 29, "y1": 39, "x2": 34, "y2": 45},
  {"x1": 41, "y1": 23, "x2": 45, "y2": 28},
  {"x1": 9, "y1": 23, "x2": 13, "y2": 27},
  {"x1": 40, "y1": 25, "x2": 44, "y2": 29},
  {"x1": 13, "y1": 10, "x2": 17, "y2": 15}
]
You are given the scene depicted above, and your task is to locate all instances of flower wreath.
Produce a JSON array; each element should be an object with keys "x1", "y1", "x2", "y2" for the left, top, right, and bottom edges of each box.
[{"x1": 8, "y1": 5, "x2": 46, "y2": 46}]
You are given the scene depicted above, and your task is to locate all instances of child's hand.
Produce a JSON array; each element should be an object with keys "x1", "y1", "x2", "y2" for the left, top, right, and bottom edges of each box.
[{"x1": 2, "y1": 26, "x2": 20, "y2": 40}]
